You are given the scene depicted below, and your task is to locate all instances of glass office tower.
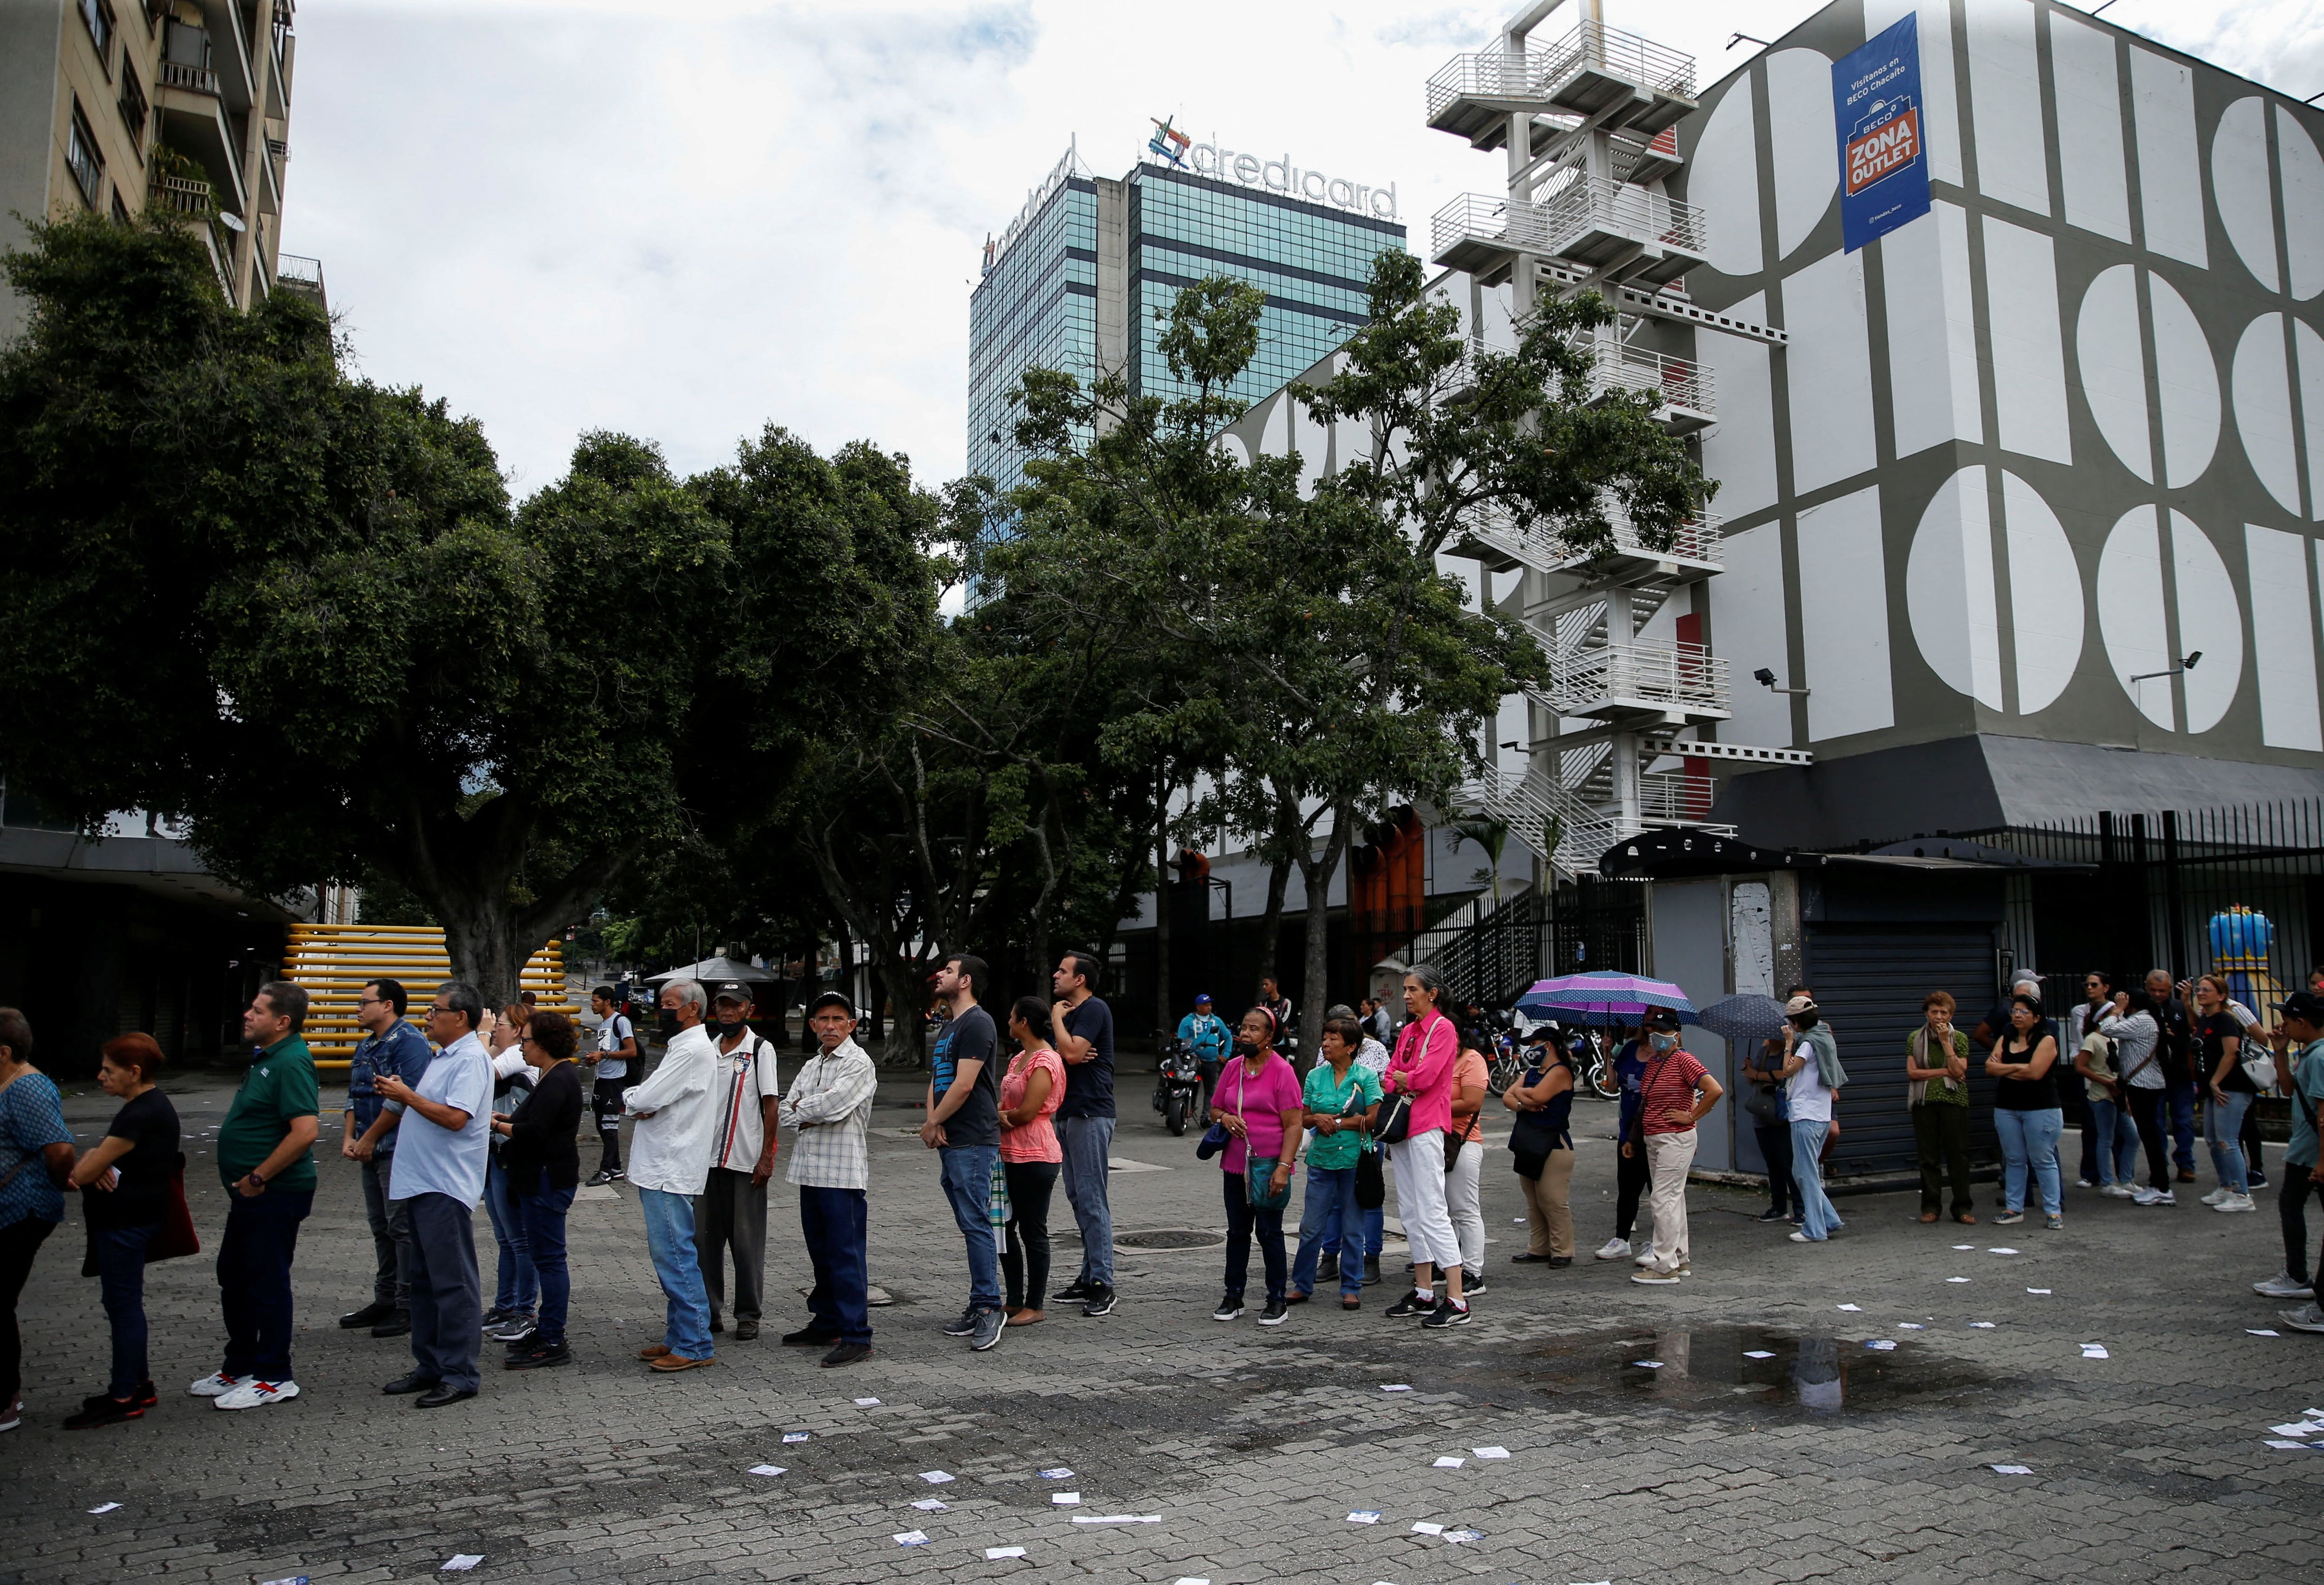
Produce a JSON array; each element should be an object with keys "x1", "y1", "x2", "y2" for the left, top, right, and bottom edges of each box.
[{"x1": 968, "y1": 146, "x2": 1406, "y2": 499}]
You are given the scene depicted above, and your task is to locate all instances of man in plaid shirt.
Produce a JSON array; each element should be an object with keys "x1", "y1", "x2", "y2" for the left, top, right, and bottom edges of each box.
[{"x1": 778, "y1": 993, "x2": 878, "y2": 1366}]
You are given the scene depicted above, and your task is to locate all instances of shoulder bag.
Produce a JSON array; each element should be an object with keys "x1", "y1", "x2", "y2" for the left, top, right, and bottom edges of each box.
[
  {"x1": 2239, "y1": 1030, "x2": 2279, "y2": 1093},
  {"x1": 1238, "y1": 1062, "x2": 1294, "y2": 1209},
  {"x1": 1377, "y1": 1014, "x2": 1443, "y2": 1146}
]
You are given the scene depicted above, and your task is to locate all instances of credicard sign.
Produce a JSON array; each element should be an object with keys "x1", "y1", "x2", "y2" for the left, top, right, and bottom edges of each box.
[{"x1": 1833, "y1": 13, "x2": 1931, "y2": 252}]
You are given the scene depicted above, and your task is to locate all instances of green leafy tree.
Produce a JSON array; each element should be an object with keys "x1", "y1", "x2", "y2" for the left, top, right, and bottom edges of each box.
[{"x1": 0, "y1": 214, "x2": 939, "y2": 1006}]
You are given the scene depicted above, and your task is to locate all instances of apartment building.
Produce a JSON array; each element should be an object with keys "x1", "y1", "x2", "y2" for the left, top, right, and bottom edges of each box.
[{"x1": 0, "y1": 0, "x2": 321, "y2": 339}]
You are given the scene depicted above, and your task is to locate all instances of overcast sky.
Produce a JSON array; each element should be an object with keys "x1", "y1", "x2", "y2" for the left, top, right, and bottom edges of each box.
[{"x1": 284, "y1": 0, "x2": 2324, "y2": 500}]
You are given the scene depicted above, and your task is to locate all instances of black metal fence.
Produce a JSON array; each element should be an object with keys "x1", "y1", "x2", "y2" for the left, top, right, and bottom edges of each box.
[{"x1": 1424, "y1": 875, "x2": 1648, "y2": 1013}]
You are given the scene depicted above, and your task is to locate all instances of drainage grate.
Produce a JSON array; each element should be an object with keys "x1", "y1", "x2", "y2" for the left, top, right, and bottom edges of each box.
[{"x1": 1115, "y1": 1228, "x2": 1226, "y2": 1251}]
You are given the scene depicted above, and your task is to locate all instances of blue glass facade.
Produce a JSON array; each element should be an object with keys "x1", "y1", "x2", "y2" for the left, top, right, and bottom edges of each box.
[{"x1": 967, "y1": 157, "x2": 1406, "y2": 499}]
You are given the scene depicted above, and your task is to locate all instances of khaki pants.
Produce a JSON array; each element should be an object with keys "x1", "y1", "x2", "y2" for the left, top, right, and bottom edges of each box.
[
  {"x1": 1518, "y1": 1147, "x2": 1575, "y2": 1258},
  {"x1": 1644, "y1": 1127, "x2": 1697, "y2": 1272}
]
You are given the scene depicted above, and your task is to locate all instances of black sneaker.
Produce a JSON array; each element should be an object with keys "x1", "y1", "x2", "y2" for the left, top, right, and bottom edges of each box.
[
  {"x1": 1257, "y1": 1296, "x2": 1289, "y2": 1326},
  {"x1": 339, "y1": 1300, "x2": 396, "y2": 1329},
  {"x1": 1384, "y1": 1290, "x2": 1432, "y2": 1319},
  {"x1": 1053, "y1": 1279, "x2": 1092, "y2": 1302},
  {"x1": 504, "y1": 1340, "x2": 571, "y2": 1371},
  {"x1": 481, "y1": 1306, "x2": 513, "y2": 1328},
  {"x1": 1212, "y1": 1293, "x2": 1245, "y2": 1321},
  {"x1": 1422, "y1": 1298, "x2": 1472, "y2": 1329},
  {"x1": 939, "y1": 1306, "x2": 979, "y2": 1337},
  {"x1": 1461, "y1": 1272, "x2": 1488, "y2": 1297},
  {"x1": 1316, "y1": 1253, "x2": 1340, "y2": 1282},
  {"x1": 1362, "y1": 1255, "x2": 1383, "y2": 1287},
  {"x1": 131, "y1": 1379, "x2": 158, "y2": 1408},
  {"x1": 1081, "y1": 1285, "x2": 1118, "y2": 1318},
  {"x1": 1755, "y1": 1207, "x2": 1789, "y2": 1223},
  {"x1": 62, "y1": 1393, "x2": 144, "y2": 1430},
  {"x1": 370, "y1": 1310, "x2": 412, "y2": 1339},
  {"x1": 782, "y1": 1328, "x2": 841, "y2": 1347},
  {"x1": 708, "y1": 1315, "x2": 726, "y2": 1334},
  {"x1": 970, "y1": 1308, "x2": 1006, "y2": 1351},
  {"x1": 586, "y1": 1168, "x2": 617, "y2": 1187}
]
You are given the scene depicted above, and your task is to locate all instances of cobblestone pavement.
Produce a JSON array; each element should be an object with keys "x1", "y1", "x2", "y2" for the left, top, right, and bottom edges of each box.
[{"x1": 5, "y1": 1073, "x2": 2321, "y2": 1585}]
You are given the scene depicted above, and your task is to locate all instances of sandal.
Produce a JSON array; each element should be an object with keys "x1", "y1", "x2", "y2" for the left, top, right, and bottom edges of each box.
[
  {"x1": 1953, "y1": 1213, "x2": 1977, "y2": 1225},
  {"x1": 1340, "y1": 1296, "x2": 1361, "y2": 1311},
  {"x1": 1919, "y1": 1211, "x2": 1939, "y2": 1223}
]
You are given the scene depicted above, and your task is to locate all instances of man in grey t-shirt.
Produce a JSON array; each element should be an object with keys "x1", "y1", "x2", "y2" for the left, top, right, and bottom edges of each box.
[{"x1": 588, "y1": 985, "x2": 638, "y2": 1185}]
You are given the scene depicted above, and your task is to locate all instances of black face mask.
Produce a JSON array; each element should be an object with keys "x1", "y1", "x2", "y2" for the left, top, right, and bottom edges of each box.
[
  {"x1": 657, "y1": 1008, "x2": 680, "y2": 1037},
  {"x1": 714, "y1": 1012, "x2": 746, "y2": 1036},
  {"x1": 1233, "y1": 1035, "x2": 1262, "y2": 1056}
]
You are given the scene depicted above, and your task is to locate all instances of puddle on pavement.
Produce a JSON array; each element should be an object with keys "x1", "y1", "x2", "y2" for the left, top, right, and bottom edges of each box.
[{"x1": 1528, "y1": 1325, "x2": 2001, "y2": 1414}]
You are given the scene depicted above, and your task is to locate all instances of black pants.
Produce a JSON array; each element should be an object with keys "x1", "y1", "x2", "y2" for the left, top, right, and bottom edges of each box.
[
  {"x1": 2245, "y1": 1103, "x2": 2269, "y2": 1183},
  {"x1": 2127, "y1": 1086, "x2": 2172, "y2": 1192},
  {"x1": 404, "y1": 1190, "x2": 482, "y2": 1393},
  {"x1": 1221, "y1": 1171, "x2": 1287, "y2": 1303},
  {"x1": 218, "y1": 1187, "x2": 312, "y2": 1381},
  {"x1": 1614, "y1": 1137, "x2": 1650, "y2": 1240},
  {"x1": 1912, "y1": 1104, "x2": 1975, "y2": 1217},
  {"x1": 1754, "y1": 1120, "x2": 1798, "y2": 1216},
  {"x1": 0, "y1": 1215, "x2": 56, "y2": 1406},
  {"x1": 1001, "y1": 1159, "x2": 1060, "y2": 1310},
  {"x1": 2280, "y1": 1170, "x2": 2324, "y2": 1286},
  {"x1": 592, "y1": 1078, "x2": 631, "y2": 1172}
]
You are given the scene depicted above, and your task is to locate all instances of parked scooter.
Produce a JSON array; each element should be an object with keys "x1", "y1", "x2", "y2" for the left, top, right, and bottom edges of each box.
[{"x1": 1153, "y1": 1038, "x2": 1204, "y2": 1136}]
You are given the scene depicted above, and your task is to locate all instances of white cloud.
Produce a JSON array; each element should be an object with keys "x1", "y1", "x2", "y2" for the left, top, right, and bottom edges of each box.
[{"x1": 283, "y1": 1, "x2": 2324, "y2": 497}]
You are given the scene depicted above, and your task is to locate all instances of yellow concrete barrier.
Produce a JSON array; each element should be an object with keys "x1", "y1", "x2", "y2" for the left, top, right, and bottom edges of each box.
[{"x1": 284, "y1": 924, "x2": 576, "y2": 1068}]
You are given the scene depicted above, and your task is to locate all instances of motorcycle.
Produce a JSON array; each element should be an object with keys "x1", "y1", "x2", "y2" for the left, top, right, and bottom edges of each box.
[{"x1": 1153, "y1": 1038, "x2": 1204, "y2": 1136}]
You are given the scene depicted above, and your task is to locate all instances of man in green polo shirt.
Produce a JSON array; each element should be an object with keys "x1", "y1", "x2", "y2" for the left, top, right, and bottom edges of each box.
[{"x1": 191, "y1": 981, "x2": 321, "y2": 1411}]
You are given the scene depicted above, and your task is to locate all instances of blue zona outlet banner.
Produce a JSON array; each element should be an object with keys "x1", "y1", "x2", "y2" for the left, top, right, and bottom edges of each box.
[{"x1": 1833, "y1": 13, "x2": 1932, "y2": 252}]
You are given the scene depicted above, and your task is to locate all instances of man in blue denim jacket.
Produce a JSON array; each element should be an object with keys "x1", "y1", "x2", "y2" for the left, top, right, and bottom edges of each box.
[{"x1": 338, "y1": 978, "x2": 436, "y2": 1338}]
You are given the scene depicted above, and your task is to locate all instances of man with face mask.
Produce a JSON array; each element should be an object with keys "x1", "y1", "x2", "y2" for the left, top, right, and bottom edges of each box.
[
  {"x1": 694, "y1": 983, "x2": 780, "y2": 1342},
  {"x1": 625, "y1": 981, "x2": 720, "y2": 1370}
]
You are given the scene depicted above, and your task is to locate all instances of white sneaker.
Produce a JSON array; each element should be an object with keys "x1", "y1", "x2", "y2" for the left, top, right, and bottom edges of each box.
[
  {"x1": 2281, "y1": 1304, "x2": 2324, "y2": 1334},
  {"x1": 2201, "y1": 1187, "x2": 2229, "y2": 1206},
  {"x1": 2100, "y1": 1184, "x2": 2135, "y2": 1199},
  {"x1": 2214, "y1": 1193, "x2": 2258, "y2": 1213},
  {"x1": 213, "y1": 1378, "x2": 299, "y2": 1411},
  {"x1": 189, "y1": 1372, "x2": 250, "y2": 1398},
  {"x1": 2130, "y1": 1187, "x2": 2162, "y2": 1206},
  {"x1": 1594, "y1": 1238, "x2": 1631, "y2": 1261},
  {"x1": 1631, "y1": 1266, "x2": 1684, "y2": 1285},
  {"x1": 2253, "y1": 1271, "x2": 2316, "y2": 1299},
  {"x1": 1635, "y1": 1248, "x2": 1661, "y2": 1267},
  {"x1": 2151, "y1": 1189, "x2": 2176, "y2": 1206}
]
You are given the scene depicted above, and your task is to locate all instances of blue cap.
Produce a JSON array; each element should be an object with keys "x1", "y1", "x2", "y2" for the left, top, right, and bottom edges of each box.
[{"x1": 1194, "y1": 992, "x2": 1212, "y2": 1003}]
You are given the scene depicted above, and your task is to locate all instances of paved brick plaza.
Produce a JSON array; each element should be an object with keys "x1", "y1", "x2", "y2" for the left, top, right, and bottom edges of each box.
[{"x1": 4, "y1": 1073, "x2": 2320, "y2": 1585}]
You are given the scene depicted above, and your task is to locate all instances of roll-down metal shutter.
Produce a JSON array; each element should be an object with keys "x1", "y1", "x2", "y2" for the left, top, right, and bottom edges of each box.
[{"x1": 1803, "y1": 923, "x2": 2002, "y2": 1178}]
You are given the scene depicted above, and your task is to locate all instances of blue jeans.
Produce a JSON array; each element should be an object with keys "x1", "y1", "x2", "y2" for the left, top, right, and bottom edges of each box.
[
  {"x1": 516, "y1": 1177, "x2": 575, "y2": 1345},
  {"x1": 217, "y1": 1187, "x2": 312, "y2": 1381},
  {"x1": 1293, "y1": 1165, "x2": 1365, "y2": 1297},
  {"x1": 638, "y1": 1187, "x2": 714, "y2": 1359},
  {"x1": 1789, "y1": 1119, "x2": 1844, "y2": 1240},
  {"x1": 799, "y1": 1186, "x2": 871, "y2": 1343},
  {"x1": 1320, "y1": 1203, "x2": 1384, "y2": 1260},
  {"x1": 483, "y1": 1154, "x2": 538, "y2": 1313},
  {"x1": 1995, "y1": 1107, "x2": 2064, "y2": 1214},
  {"x1": 2206, "y1": 1089, "x2": 2255, "y2": 1194},
  {"x1": 938, "y1": 1145, "x2": 1003, "y2": 1311},
  {"x1": 2167, "y1": 1079, "x2": 2198, "y2": 1172},
  {"x1": 2086, "y1": 1096, "x2": 2139, "y2": 1185},
  {"x1": 1058, "y1": 1116, "x2": 1116, "y2": 1289},
  {"x1": 95, "y1": 1221, "x2": 157, "y2": 1396}
]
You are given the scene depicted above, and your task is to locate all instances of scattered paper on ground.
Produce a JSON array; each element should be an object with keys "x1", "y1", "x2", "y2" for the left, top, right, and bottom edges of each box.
[
  {"x1": 782, "y1": 1432, "x2": 809, "y2": 1443},
  {"x1": 86, "y1": 1503, "x2": 121, "y2": 1515},
  {"x1": 2027, "y1": 1287, "x2": 2052, "y2": 1294},
  {"x1": 1866, "y1": 1339, "x2": 1897, "y2": 1350},
  {"x1": 1898, "y1": 1323, "x2": 1926, "y2": 1330},
  {"x1": 1472, "y1": 1446, "x2": 1510, "y2": 1459},
  {"x1": 748, "y1": 1465, "x2": 786, "y2": 1477},
  {"x1": 2081, "y1": 1344, "x2": 2109, "y2": 1358},
  {"x1": 1052, "y1": 1492, "x2": 1081, "y2": 1505},
  {"x1": 1039, "y1": 1467, "x2": 1073, "y2": 1479},
  {"x1": 893, "y1": 1531, "x2": 930, "y2": 1546},
  {"x1": 1744, "y1": 1350, "x2": 1776, "y2": 1359},
  {"x1": 1990, "y1": 1464, "x2": 2032, "y2": 1475},
  {"x1": 1433, "y1": 1456, "x2": 1465, "y2": 1468},
  {"x1": 2249, "y1": 1328, "x2": 2282, "y2": 1336},
  {"x1": 441, "y1": 1559, "x2": 484, "y2": 1573},
  {"x1": 1837, "y1": 1303, "x2": 1863, "y2": 1311},
  {"x1": 261, "y1": 1578, "x2": 308, "y2": 1585},
  {"x1": 1953, "y1": 1243, "x2": 1974, "y2": 1250},
  {"x1": 2268, "y1": 1423, "x2": 2318, "y2": 1436},
  {"x1": 1947, "y1": 1277, "x2": 1971, "y2": 1284},
  {"x1": 2265, "y1": 1439, "x2": 2317, "y2": 1449},
  {"x1": 919, "y1": 1471, "x2": 955, "y2": 1484},
  {"x1": 986, "y1": 1548, "x2": 1027, "y2": 1559},
  {"x1": 1347, "y1": 1510, "x2": 1381, "y2": 1523},
  {"x1": 1411, "y1": 1521, "x2": 1445, "y2": 1535},
  {"x1": 1970, "y1": 1321, "x2": 1997, "y2": 1329},
  {"x1": 1443, "y1": 1528, "x2": 1483, "y2": 1543},
  {"x1": 854, "y1": 1397, "x2": 881, "y2": 1406},
  {"x1": 911, "y1": 1499, "x2": 947, "y2": 1511},
  {"x1": 1633, "y1": 1360, "x2": 1663, "y2": 1369},
  {"x1": 1988, "y1": 1247, "x2": 2019, "y2": 1255},
  {"x1": 1072, "y1": 1515, "x2": 1162, "y2": 1525},
  {"x1": 1380, "y1": 1383, "x2": 1412, "y2": 1392}
]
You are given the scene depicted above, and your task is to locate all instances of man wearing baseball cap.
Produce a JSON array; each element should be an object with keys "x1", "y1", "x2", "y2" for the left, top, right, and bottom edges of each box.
[
  {"x1": 2261, "y1": 991, "x2": 2324, "y2": 1330},
  {"x1": 696, "y1": 983, "x2": 780, "y2": 1342},
  {"x1": 779, "y1": 992, "x2": 878, "y2": 1365},
  {"x1": 1177, "y1": 993, "x2": 1232, "y2": 1118}
]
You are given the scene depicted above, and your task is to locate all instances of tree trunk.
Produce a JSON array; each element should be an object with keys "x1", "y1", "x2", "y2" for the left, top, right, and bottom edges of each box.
[
  {"x1": 437, "y1": 901, "x2": 532, "y2": 1014},
  {"x1": 874, "y1": 954, "x2": 928, "y2": 1069},
  {"x1": 1294, "y1": 807, "x2": 1355, "y2": 1061},
  {"x1": 1154, "y1": 767, "x2": 1172, "y2": 1050},
  {"x1": 1254, "y1": 853, "x2": 1292, "y2": 999}
]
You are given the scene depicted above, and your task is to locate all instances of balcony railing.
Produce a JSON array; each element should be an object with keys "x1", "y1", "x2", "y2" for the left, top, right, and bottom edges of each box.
[
  {"x1": 1426, "y1": 47, "x2": 1550, "y2": 124},
  {"x1": 1547, "y1": 638, "x2": 1730, "y2": 718},
  {"x1": 1459, "y1": 495, "x2": 1723, "y2": 577},
  {"x1": 275, "y1": 253, "x2": 324, "y2": 301},
  {"x1": 159, "y1": 60, "x2": 220, "y2": 95},
  {"x1": 1536, "y1": 19, "x2": 1698, "y2": 105},
  {"x1": 1433, "y1": 182, "x2": 1707, "y2": 275},
  {"x1": 1636, "y1": 769, "x2": 1718, "y2": 825},
  {"x1": 1541, "y1": 176, "x2": 1707, "y2": 261},
  {"x1": 151, "y1": 173, "x2": 213, "y2": 214},
  {"x1": 1586, "y1": 341, "x2": 1714, "y2": 419}
]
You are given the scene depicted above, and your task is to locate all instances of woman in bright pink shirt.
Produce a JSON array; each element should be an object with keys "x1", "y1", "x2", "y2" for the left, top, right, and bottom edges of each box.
[
  {"x1": 998, "y1": 996, "x2": 1066, "y2": 1326},
  {"x1": 1381, "y1": 967, "x2": 1468, "y2": 1325},
  {"x1": 1208, "y1": 1007, "x2": 1304, "y2": 1326}
]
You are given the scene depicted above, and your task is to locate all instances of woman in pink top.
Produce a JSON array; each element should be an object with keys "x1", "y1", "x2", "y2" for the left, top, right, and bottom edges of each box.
[
  {"x1": 998, "y1": 996, "x2": 1066, "y2": 1326},
  {"x1": 1382, "y1": 967, "x2": 1469, "y2": 1326},
  {"x1": 1208, "y1": 1007, "x2": 1304, "y2": 1326}
]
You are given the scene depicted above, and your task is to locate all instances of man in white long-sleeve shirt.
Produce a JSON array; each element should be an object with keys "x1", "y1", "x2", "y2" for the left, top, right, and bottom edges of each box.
[
  {"x1": 779, "y1": 993, "x2": 878, "y2": 1367},
  {"x1": 627, "y1": 980, "x2": 720, "y2": 1370}
]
